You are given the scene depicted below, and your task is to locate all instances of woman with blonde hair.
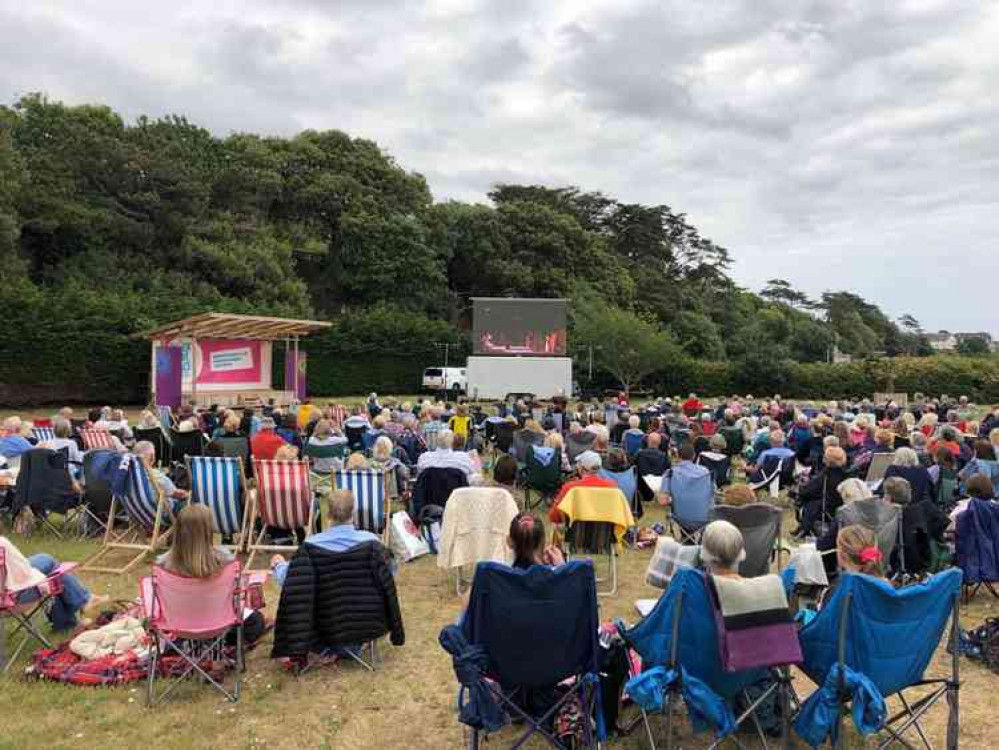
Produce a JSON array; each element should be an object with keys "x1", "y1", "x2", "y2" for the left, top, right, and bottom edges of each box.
[
  {"x1": 544, "y1": 431, "x2": 572, "y2": 472},
  {"x1": 157, "y1": 505, "x2": 267, "y2": 643}
]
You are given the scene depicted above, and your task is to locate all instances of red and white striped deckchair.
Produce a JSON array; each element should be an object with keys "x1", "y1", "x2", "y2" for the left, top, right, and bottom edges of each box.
[
  {"x1": 80, "y1": 429, "x2": 117, "y2": 451},
  {"x1": 329, "y1": 404, "x2": 349, "y2": 429},
  {"x1": 246, "y1": 459, "x2": 314, "y2": 569}
]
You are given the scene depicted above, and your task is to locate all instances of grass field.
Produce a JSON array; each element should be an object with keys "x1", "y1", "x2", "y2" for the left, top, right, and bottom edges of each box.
[{"x1": 3, "y1": 495, "x2": 996, "y2": 750}]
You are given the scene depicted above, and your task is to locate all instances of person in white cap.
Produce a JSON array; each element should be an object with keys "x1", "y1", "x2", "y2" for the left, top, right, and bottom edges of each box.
[{"x1": 548, "y1": 450, "x2": 617, "y2": 524}]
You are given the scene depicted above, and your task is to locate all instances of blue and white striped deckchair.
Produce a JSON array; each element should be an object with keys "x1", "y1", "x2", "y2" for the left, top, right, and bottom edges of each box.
[
  {"x1": 82, "y1": 454, "x2": 175, "y2": 575},
  {"x1": 157, "y1": 405, "x2": 175, "y2": 429},
  {"x1": 187, "y1": 455, "x2": 247, "y2": 552},
  {"x1": 31, "y1": 426, "x2": 56, "y2": 443},
  {"x1": 334, "y1": 469, "x2": 389, "y2": 541}
]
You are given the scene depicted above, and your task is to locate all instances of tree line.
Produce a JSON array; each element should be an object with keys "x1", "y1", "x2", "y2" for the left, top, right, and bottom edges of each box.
[{"x1": 0, "y1": 94, "x2": 967, "y2": 403}]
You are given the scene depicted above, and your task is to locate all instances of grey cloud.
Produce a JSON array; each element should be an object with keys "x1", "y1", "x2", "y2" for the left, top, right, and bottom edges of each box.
[{"x1": 2, "y1": 0, "x2": 998, "y2": 332}]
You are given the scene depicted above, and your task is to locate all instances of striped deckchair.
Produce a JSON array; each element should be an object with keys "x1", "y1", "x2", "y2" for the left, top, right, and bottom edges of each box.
[
  {"x1": 246, "y1": 459, "x2": 314, "y2": 569},
  {"x1": 81, "y1": 454, "x2": 176, "y2": 575},
  {"x1": 31, "y1": 426, "x2": 56, "y2": 444},
  {"x1": 80, "y1": 429, "x2": 117, "y2": 451},
  {"x1": 187, "y1": 456, "x2": 249, "y2": 553},
  {"x1": 334, "y1": 469, "x2": 390, "y2": 542},
  {"x1": 330, "y1": 404, "x2": 349, "y2": 429}
]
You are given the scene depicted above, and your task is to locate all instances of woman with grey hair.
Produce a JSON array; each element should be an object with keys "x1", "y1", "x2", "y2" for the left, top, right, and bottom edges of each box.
[
  {"x1": 883, "y1": 446, "x2": 934, "y2": 503},
  {"x1": 700, "y1": 520, "x2": 747, "y2": 579}
]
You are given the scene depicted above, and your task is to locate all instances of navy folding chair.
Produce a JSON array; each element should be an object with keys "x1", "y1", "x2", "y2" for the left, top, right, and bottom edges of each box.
[{"x1": 440, "y1": 560, "x2": 604, "y2": 749}]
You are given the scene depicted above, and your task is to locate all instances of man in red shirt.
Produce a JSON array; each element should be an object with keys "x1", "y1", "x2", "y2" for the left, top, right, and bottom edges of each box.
[
  {"x1": 681, "y1": 393, "x2": 703, "y2": 418},
  {"x1": 250, "y1": 416, "x2": 288, "y2": 460},
  {"x1": 549, "y1": 450, "x2": 616, "y2": 524}
]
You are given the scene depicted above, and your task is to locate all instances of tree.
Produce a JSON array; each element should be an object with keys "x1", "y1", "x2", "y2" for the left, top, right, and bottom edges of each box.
[
  {"x1": 573, "y1": 299, "x2": 681, "y2": 394},
  {"x1": 760, "y1": 279, "x2": 814, "y2": 309},
  {"x1": 957, "y1": 337, "x2": 991, "y2": 356}
]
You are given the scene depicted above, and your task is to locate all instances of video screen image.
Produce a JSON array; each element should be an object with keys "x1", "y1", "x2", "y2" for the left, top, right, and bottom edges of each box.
[{"x1": 472, "y1": 298, "x2": 567, "y2": 356}]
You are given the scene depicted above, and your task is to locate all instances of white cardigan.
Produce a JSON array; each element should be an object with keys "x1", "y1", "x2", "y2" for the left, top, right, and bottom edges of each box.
[{"x1": 1, "y1": 536, "x2": 47, "y2": 592}]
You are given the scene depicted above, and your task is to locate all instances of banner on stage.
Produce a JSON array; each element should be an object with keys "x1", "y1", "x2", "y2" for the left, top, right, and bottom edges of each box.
[{"x1": 153, "y1": 339, "x2": 271, "y2": 392}]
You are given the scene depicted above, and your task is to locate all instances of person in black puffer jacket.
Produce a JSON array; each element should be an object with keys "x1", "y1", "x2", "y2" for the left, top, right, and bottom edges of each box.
[{"x1": 271, "y1": 491, "x2": 404, "y2": 660}]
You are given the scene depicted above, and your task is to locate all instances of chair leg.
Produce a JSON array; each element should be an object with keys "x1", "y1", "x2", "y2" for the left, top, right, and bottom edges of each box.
[{"x1": 146, "y1": 635, "x2": 159, "y2": 706}]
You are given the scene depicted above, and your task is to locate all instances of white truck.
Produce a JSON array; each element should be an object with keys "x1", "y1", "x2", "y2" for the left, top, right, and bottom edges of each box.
[
  {"x1": 422, "y1": 366, "x2": 467, "y2": 395},
  {"x1": 466, "y1": 356, "x2": 572, "y2": 400}
]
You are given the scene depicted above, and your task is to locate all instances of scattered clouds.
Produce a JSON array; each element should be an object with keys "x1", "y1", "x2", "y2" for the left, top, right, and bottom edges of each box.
[{"x1": 1, "y1": 0, "x2": 997, "y2": 332}]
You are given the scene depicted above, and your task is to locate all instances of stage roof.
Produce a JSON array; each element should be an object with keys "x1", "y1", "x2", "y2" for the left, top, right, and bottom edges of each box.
[{"x1": 137, "y1": 313, "x2": 332, "y2": 341}]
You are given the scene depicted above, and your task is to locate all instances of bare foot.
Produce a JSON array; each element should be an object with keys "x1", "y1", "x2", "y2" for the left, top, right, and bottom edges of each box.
[{"x1": 82, "y1": 593, "x2": 111, "y2": 614}]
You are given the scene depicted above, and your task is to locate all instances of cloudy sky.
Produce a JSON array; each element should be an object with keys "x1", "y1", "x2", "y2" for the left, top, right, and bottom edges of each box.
[{"x1": 2, "y1": 0, "x2": 997, "y2": 333}]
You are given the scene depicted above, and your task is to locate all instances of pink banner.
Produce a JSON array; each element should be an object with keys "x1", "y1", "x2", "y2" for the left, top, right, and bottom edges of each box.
[{"x1": 196, "y1": 340, "x2": 264, "y2": 385}]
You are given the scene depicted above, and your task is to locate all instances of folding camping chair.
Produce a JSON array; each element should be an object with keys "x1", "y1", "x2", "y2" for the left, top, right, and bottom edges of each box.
[
  {"x1": 566, "y1": 431, "x2": 596, "y2": 463},
  {"x1": 12, "y1": 447, "x2": 86, "y2": 538},
  {"x1": 0, "y1": 548, "x2": 78, "y2": 674},
  {"x1": 437, "y1": 486, "x2": 519, "y2": 595},
  {"x1": 556, "y1": 485, "x2": 634, "y2": 596},
  {"x1": 955, "y1": 497, "x2": 999, "y2": 602},
  {"x1": 523, "y1": 444, "x2": 563, "y2": 510},
  {"x1": 81, "y1": 455, "x2": 176, "y2": 575},
  {"x1": 186, "y1": 455, "x2": 250, "y2": 553},
  {"x1": 170, "y1": 429, "x2": 205, "y2": 463},
  {"x1": 439, "y1": 560, "x2": 603, "y2": 749},
  {"x1": 835, "y1": 499, "x2": 903, "y2": 576},
  {"x1": 621, "y1": 567, "x2": 797, "y2": 750},
  {"x1": 712, "y1": 503, "x2": 783, "y2": 577},
  {"x1": 697, "y1": 451, "x2": 732, "y2": 490},
  {"x1": 793, "y1": 569, "x2": 962, "y2": 750},
  {"x1": 334, "y1": 468, "x2": 390, "y2": 543},
  {"x1": 80, "y1": 449, "x2": 117, "y2": 537},
  {"x1": 79, "y1": 428, "x2": 117, "y2": 451},
  {"x1": 512, "y1": 428, "x2": 544, "y2": 466},
  {"x1": 864, "y1": 453, "x2": 893, "y2": 487},
  {"x1": 749, "y1": 456, "x2": 796, "y2": 499},
  {"x1": 490, "y1": 420, "x2": 516, "y2": 457},
  {"x1": 142, "y1": 560, "x2": 246, "y2": 705},
  {"x1": 598, "y1": 466, "x2": 639, "y2": 516},
  {"x1": 31, "y1": 426, "x2": 55, "y2": 444},
  {"x1": 624, "y1": 431, "x2": 645, "y2": 459},
  {"x1": 245, "y1": 459, "x2": 314, "y2": 570},
  {"x1": 663, "y1": 467, "x2": 715, "y2": 545}
]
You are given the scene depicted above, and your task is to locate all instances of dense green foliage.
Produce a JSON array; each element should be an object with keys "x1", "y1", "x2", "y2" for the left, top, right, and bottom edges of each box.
[{"x1": 0, "y1": 95, "x2": 978, "y2": 404}]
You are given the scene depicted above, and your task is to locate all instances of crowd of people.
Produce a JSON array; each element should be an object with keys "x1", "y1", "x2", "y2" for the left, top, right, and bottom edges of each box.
[{"x1": 1, "y1": 388, "x2": 996, "y2": 741}]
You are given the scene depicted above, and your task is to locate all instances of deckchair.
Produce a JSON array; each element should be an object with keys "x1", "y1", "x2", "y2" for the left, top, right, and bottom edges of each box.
[
  {"x1": 31, "y1": 426, "x2": 55, "y2": 443},
  {"x1": 142, "y1": 561, "x2": 245, "y2": 705},
  {"x1": 245, "y1": 459, "x2": 314, "y2": 570},
  {"x1": 523, "y1": 444, "x2": 563, "y2": 510},
  {"x1": 186, "y1": 456, "x2": 250, "y2": 553},
  {"x1": 793, "y1": 569, "x2": 961, "y2": 750},
  {"x1": 79, "y1": 428, "x2": 117, "y2": 451},
  {"x1": 712, "y1": 503, "x2": 783, "y2": 577},
  {"x1": 0, "y1": 548, "x2": 78, "y2": 673},
  {"x1": 439, "y1": 560, "x2": 603, "y2": 749},
  {"x1": 133, "y1": 426, "x2": 170, "y2": 466},
  {"x1": 81, "y1": 455, "x2": 176, "y2": 575},
  {"x1": 621, "y1": 567, "x2": 796, "y2": 750},
  {"x1": 557, "y1": 485, "x2": 634, "y2": 596},
  {"x1": 334, "y1": 468, "x2": 390, "y2": 543}
]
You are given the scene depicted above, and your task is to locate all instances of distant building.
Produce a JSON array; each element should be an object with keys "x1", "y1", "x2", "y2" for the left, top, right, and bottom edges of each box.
[{"x1": 925, "y1": 331, "x2": 992, "y2": 352}]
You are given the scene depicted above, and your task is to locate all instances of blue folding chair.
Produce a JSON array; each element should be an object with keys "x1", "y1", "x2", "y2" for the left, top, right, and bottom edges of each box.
[
  {"x1": 624, "y1": 431, "x2": 645, "y2": 459},
  {"x1": 598, "y1": 466, "x2": 638, "y2": 516},
  {"x1": 187, "y1": 455, "x2": 249, "y2": 553},
  {"x1": 440, "y1": 561, "x2": 604, "y2": 749},
  {"x1": 82, "y1": 454, "x2": 176, "y2": 574},
  {"x1": 662, "y1": 468, "x2": 715, "y2": 544},
  {"x1": 334, "y1": 469, "x2": 390, "y2": 543},
  {"x1": 622, "y1": 567, "x2": 795, "y2": 750},
  {"x1": 793, "y1": 569, "x2": 962, "y2": 749}
]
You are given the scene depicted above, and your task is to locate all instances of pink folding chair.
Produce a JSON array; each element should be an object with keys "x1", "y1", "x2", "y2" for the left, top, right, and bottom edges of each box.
[
  {"x1": 0, "y1": 548, "x2": 77, "y2": 673},
  {"x1": 79, "y1": 429, "x2": 117, "y2": 451},
  {"x1": 141, "y1": 561, "x2": 244, "y2": 705},
  {"x1": 246, "y1": 459, "x2": 314, "y2": 569}
]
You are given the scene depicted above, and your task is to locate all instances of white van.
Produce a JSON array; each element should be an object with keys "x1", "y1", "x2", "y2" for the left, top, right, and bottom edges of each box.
[{"x1": 422, "y1": 366, "x2": 467, "y2": 394}]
